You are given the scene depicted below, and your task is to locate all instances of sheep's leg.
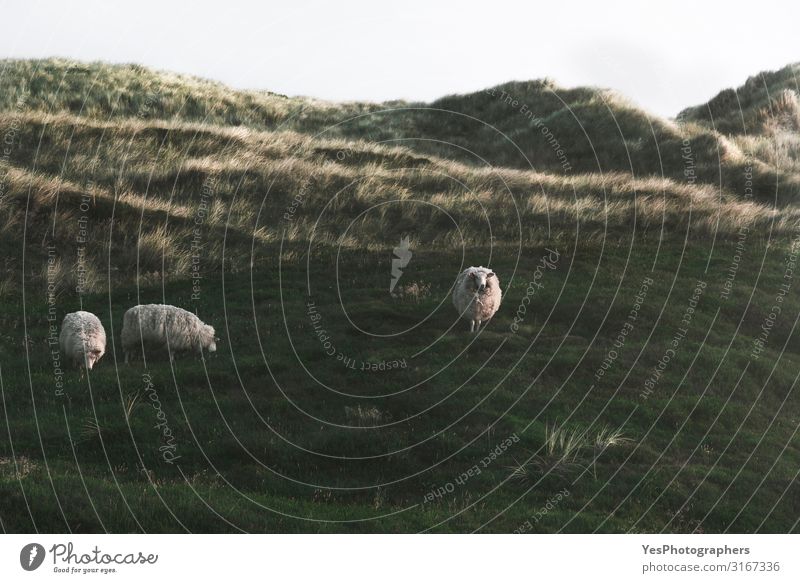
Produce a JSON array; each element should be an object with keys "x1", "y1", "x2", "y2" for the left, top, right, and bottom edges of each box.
[
  {"x1": 476, "y1": 319, "x2": 482, "y2": 332},
  {"x1": 470, "y1": 320, "x2": 475, "y2": 333}
]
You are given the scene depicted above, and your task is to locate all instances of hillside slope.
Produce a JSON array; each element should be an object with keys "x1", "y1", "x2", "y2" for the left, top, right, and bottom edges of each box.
[
  {"x1": 1, "y1": 60, "x2": 799, "y2": 534},
  {"x1": 4, "y1": 58, "x2": 797, "y2": 203},
  {"x1": 679, "y1": 63, "x2": 800, "y2": 136},
  {"x1": 678, "y1": 63, "x2": 800, "y2": 195}
]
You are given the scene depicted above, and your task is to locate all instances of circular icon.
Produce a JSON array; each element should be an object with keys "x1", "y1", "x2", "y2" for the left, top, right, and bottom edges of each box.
[{"x1": 20, "y1": 543, "x2": 46, "y2": 571}]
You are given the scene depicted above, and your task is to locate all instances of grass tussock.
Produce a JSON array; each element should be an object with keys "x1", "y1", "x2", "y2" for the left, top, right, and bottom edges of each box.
[{"x1": 510, "y1": 423, "x2": 634, "y2": 481}]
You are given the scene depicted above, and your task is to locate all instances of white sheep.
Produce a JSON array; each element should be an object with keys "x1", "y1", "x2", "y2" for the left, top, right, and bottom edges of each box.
[
  {"x1": 452, "y1": 266, "x2": 502, "y2": 332},
  {"x1": 59, "y1": 311, "x2": 107, "y2": 370},
  {"x1": 121, "y1": 304, "x2": 217, "y2": 363}
]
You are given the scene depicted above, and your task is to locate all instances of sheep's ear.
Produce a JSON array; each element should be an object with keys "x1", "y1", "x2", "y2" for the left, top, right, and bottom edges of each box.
[
  {"x1": 487, "y1": 272, "x2": 495, "y2": 278},
  {"x1": 469, "y1": 272, "x2": 477, "y2": 279}
]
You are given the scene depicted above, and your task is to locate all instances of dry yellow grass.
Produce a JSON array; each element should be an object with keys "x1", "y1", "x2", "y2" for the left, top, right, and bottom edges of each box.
[{"x1": 2, "y1": 62, "x2": 799, "y2": 293}]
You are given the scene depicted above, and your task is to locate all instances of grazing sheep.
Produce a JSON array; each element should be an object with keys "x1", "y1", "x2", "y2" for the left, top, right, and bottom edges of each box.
[
  {"x1": 121, "y1": 304, "x2": 217, "y2": 363},
  {"x1": 452, "y1": 266, "x2": 502, "y2": 332},
  {"x1": 59, "y1": 311, "x2": 106, "y2": 370}
]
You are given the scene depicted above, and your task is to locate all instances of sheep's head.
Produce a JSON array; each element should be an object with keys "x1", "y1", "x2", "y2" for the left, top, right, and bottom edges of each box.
[
  {"x1": 85, "y1": 349, "x2": 104, "y2": 370},
  {"x1": 469, "y1": 269, "x2": 496, "y2": 294},
  {"x1": 203, "y1": 325, "x2": 217, "y2": 352}
]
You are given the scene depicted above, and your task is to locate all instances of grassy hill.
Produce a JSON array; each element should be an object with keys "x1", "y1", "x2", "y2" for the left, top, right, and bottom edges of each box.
[
  {"x1": 679, "y1": 63, "x2": 800, "y2": 136},
  {"x1": 0, "y1": 59, "x2": 799, "y2": 533},
  {"x1": 679, "y1": 63, "x2": 800, "y2": 201}
]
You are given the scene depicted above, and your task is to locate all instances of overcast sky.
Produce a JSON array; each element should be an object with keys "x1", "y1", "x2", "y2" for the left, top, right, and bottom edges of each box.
[{"x1": 1, "y1": 0, "x2": 798, "y2": 118}]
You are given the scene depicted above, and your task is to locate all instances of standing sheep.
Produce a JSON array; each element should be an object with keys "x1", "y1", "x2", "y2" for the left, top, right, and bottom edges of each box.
[
  {"x1": 121, "y1": 304, "x2": 217, "y2": 363},
  {"x1": 59, "y1": 311, "x2": 106, "y2": 370},
  {"x1": 452, "y1": 266, "x2": 502, "y2": 332}
]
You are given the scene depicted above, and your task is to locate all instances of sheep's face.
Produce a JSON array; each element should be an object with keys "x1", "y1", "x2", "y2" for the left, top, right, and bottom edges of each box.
[
  {"x1": 469, "y1": 270, "x2": 496, "y2": 295},
  {"x1": 85, "y1": 349, "x2": 104, "y2": 370},
  {"x1": 203, "y1": 326, "x2": 217, "y2": 352}
]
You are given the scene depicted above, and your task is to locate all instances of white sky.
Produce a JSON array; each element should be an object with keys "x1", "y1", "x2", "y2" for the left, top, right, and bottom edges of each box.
[{"x1": 1, "y1": 0, "x2": 798, "y2": 118}]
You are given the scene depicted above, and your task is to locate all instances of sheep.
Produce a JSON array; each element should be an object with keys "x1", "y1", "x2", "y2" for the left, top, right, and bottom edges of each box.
[
  {"x1": 452, "y1": 266, "x2": 502, "y2": 332},
  {"x1": 121, "y1": 304, "x2": 217, "y2": 363},
  {"x1": 58, "y1": 311, "x2": 106, "y2": 370}
]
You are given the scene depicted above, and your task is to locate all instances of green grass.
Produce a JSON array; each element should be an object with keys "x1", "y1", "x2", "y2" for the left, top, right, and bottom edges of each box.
[
  {"x1": 0, "y1": 59, "x2": 799, "y2": 533},
  {"x1": 2, "y1": 238, "x2": 799, "y2": 532}
]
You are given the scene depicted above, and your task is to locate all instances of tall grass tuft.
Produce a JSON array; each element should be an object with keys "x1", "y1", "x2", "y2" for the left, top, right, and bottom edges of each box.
[{"x1": 510, "y1": 423, "x2": 633, "y2": 481}]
